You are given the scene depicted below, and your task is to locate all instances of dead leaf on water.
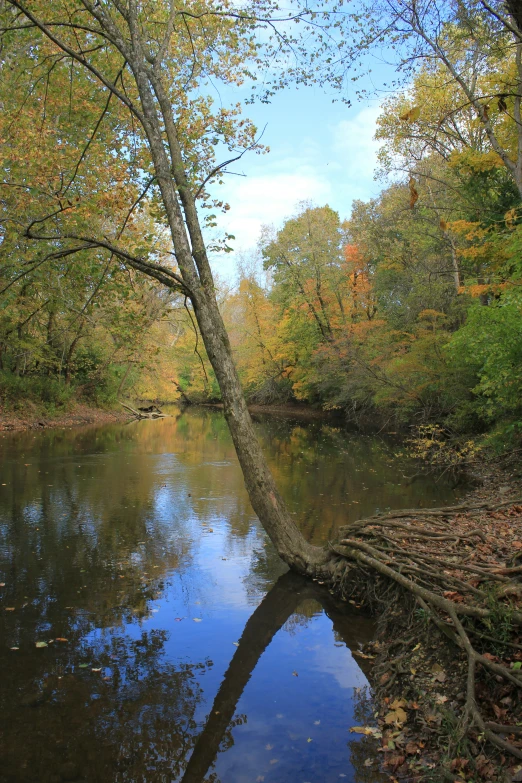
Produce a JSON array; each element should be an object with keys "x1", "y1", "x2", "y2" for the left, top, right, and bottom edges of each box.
[
  {"x1": 35, "y1": 641, "x2": 48, "y2": 648},
  {"x1": 292, "y1": 670, "x2": 298, "y2": 676},
  {"x1": 349, "y1": 726, "x2": 382, "y2": 737},
  {"x1": 193, "y1": 618, "x2": 202, "y2": 622}
]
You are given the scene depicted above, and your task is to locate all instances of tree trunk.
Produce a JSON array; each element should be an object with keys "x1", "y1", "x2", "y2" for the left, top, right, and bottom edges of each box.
[{"x1": 126, "y1": 55, "x2": 328, "y2": 574}]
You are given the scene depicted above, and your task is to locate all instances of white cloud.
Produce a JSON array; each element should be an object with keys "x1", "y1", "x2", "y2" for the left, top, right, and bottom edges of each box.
[
  {"x1": 220, "y1": 171, "x2": 332, "y2": 251},
  {"x1": 331, "y1": 105, "x2": 383, "y2": 179},
  {"x1": 207, "y1": 103, "x2": 383, "y2": 278}
]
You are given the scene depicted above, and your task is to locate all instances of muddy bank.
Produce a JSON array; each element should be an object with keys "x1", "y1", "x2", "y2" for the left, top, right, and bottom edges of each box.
[
  {"x1": 0, "y1": 404, "x2": 129, "y2": 432},
  {"x1": 192, "y1": 400, "x2": 338, "y2": 420},
  {"x1": 347, "y1": 464, "x2": 522, "y2": 783}
]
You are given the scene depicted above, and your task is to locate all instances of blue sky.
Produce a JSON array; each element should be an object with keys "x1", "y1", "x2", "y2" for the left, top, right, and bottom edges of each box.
[{"x1": 206, "y1": 84, "x2": 385, "y2": 278}]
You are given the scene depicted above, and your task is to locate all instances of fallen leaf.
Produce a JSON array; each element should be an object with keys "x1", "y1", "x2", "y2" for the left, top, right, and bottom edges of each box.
[
  {"x1": 193, "y1": 618, "x2": 202, "y2": 622},
  {"x1": 91, "y1": 668, "x2": 102, "y2": 672},
  {"x1": 386, "y1": 754, "x2": 406, "y2": 773},
  {"x1": 384, "y1": 707, "x2": 407, "y2": 725},
  {"x1": 307, "y1": 737, "x2": 312, "y2": 742},
  {"x1": 5, "y1": 607, "x2": 15, "y2": 611},
  {"x1": 55, "y1": 637, "x2": 68, "y2": 642},
  {"x1": 78, "y1": 663, "x2": 89, "y2": 668},
  {"x1": 350, "y1": 726, "x2": 382, "y2": 737},
  {"x1": 292, "y1": 670, "x2": 298, "y2": 676},
  {"x1": 35, "y1": 641, "x2": 48, "y2": 648},
  {"x1": 265, "y1": 744, "x2": 273, "y2": 751}
]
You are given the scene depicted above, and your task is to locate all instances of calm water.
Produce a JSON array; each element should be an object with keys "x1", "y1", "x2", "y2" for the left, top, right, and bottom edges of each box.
[{"x1": 0, "y1": 408, "x2": 458, "y2": 783}]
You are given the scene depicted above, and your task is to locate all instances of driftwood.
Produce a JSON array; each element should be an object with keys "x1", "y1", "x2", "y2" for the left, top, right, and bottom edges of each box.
[{"x1": 119, "y1": 401, "x2": 167, "y2": 420}]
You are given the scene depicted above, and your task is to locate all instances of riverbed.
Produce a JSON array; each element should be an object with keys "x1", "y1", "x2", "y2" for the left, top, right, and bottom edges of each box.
[{"x1": 0, "y1": 407, "x2": 459, "y2": 783}]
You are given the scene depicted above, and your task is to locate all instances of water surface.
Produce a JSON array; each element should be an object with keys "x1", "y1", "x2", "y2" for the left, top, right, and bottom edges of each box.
[{"x1": 0, "y1": 408, "x2": 458, "y2": 782}]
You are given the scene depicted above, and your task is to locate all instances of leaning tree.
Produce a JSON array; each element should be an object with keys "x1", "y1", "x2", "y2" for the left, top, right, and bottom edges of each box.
[{"x1": 2, "y1": 0, "x2": 522, "y2": 767}]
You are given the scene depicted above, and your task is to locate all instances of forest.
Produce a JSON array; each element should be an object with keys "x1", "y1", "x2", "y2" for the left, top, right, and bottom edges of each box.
[
  {"x1": 2, "y1": 2, "x2": 522, "y2": 781},
  {"x1": 1, "y1": 0, "x2": 521, "y2": 459}
]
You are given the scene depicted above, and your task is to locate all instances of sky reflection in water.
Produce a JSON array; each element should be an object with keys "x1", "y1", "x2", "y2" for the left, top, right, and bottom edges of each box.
[{"x1": 0, "y1": 408, "x2": 458, "y2": 782}]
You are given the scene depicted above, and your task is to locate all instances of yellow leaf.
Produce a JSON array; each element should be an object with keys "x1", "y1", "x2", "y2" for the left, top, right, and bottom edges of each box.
[{"x1": 399, "y1": 106, "x2": 421, "y2": 122}]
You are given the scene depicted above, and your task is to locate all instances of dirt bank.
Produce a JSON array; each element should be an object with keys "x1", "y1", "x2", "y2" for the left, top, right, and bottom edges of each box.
[
  {"x1": 193, "y1": 400, "x2": 338, "y2": 420},
  {"x1": 0, "y1": 404, "x2": 129, "y2": 432},
  {"x1": 347, "y1": 464, "x2": 522, "y2": 783}
]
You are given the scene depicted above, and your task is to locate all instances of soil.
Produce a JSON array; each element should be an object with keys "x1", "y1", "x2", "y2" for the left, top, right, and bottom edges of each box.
[
  {"x1": 0, "y1": 403, "x2": 129, "y2": 432},
  {"x1": 350, "y1": 463, "x2": 522, "y2": 783},
  {"x1": 194, "y1": 400, "x2": 339, "y2": 420}
]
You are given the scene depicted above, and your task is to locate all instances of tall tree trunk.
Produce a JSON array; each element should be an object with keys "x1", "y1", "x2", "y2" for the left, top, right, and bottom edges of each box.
[{"x1": 129, "y1": 56, "x2": 328, "y2": 574}]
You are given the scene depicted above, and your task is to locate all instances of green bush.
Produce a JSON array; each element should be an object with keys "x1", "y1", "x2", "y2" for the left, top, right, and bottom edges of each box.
[{"x1": 447, "y1": 292, "x2": 522, "y2": 425}]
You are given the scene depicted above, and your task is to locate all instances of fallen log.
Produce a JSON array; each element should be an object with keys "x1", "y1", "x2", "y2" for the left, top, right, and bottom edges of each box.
[{"x1": 119, "y1": 401, "x2": 167, "y2": 420}]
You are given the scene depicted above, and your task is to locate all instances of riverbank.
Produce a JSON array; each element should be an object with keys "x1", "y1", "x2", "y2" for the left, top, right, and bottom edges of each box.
[
  {"x1": 3, "y1": 399, "x2": 521, "y2": 781},
  {"x1": 0, "y1": 403, "x2": 129, "y2": 432},
  {"x1": 0, "y1": 400, "x2": 337, "y2": 432},
  {"x1": 192, "y1": 400, "x2": 340, "y2": 420},
  {"x1": 348, "y1": 463, "x2": 522, "y2": 783}
]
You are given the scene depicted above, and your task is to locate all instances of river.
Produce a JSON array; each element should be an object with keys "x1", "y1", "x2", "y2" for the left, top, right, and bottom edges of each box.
[{"x1": 0, "y1": 407, "x2": 459, "y2": 783}]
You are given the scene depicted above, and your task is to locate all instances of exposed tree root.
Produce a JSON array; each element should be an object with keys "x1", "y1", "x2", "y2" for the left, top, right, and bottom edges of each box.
[{"x1": 322, "y1": 496, "x2": 522, "y2": 779}]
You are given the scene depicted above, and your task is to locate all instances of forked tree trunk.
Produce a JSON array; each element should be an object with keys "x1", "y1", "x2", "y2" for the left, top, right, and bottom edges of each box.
[
  {"x1": 126, "y1": 46, "x2": 329, "y2": 575},
  {"x1": 7, "y1": 0, "x2": 328, "y2": 576}
]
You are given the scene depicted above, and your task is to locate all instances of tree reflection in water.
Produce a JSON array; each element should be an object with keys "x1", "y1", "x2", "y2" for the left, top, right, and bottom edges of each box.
[
  {"x1": 1, "y1": 573, "x2": 385, "y2": 783},
  {"x1": 0, "y1": 409, "x2": 450, "y2": 782}
]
